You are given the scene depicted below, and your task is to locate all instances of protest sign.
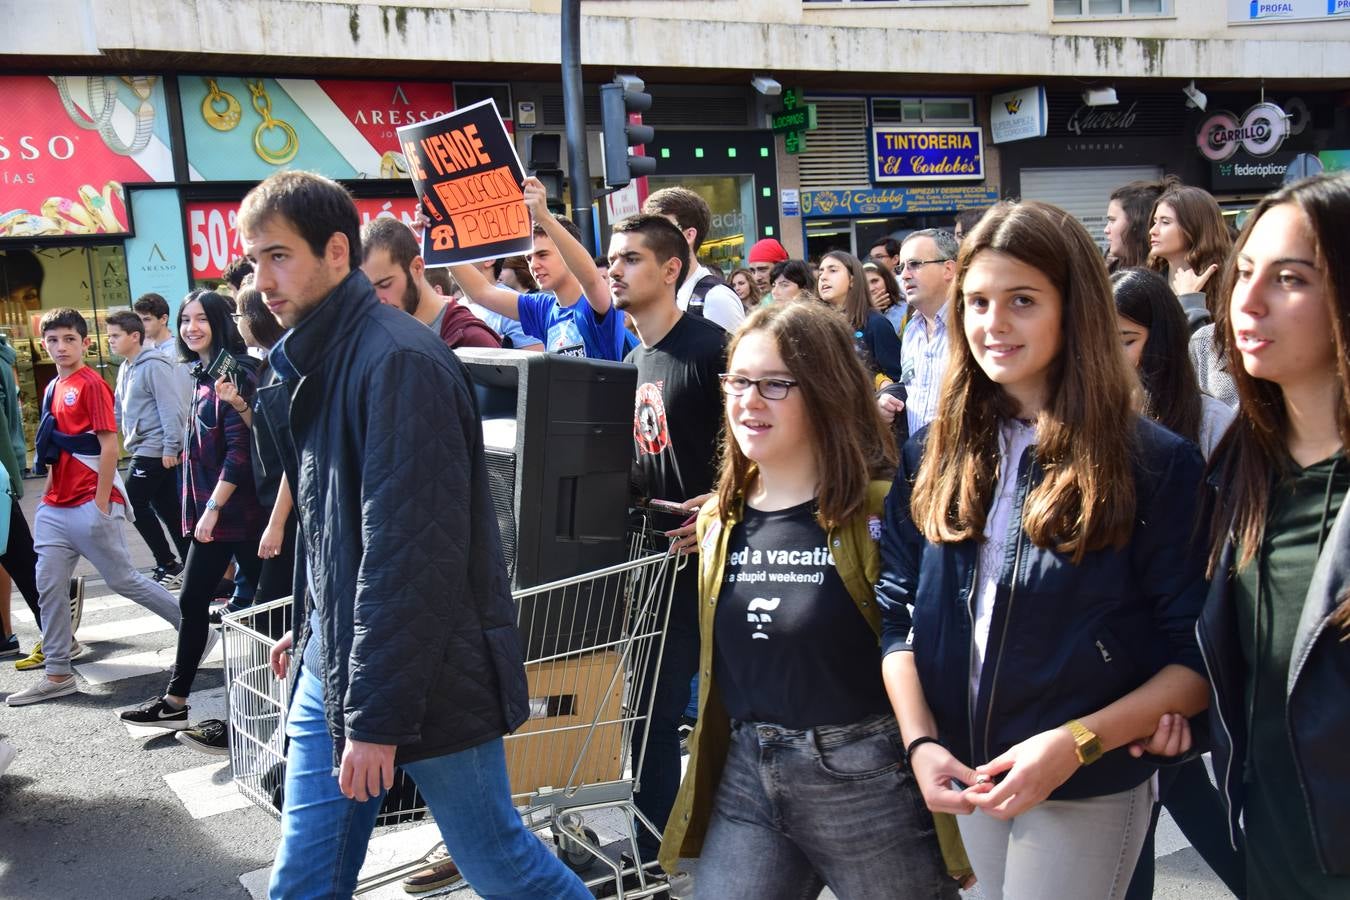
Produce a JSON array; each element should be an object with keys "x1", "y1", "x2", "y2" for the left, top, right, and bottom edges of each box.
[{"x1": 396, "y1": 99, "x2": 531, "y2": 266}]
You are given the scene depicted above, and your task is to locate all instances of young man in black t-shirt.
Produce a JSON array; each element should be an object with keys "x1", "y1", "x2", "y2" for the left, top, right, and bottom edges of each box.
[{"x1": 608, "y1": 215, "x2": 727, "y2": 860}]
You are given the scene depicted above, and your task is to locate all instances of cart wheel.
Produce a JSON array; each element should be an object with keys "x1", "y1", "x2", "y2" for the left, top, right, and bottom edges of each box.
[{"x1": 554, "y1": 824, "x2": 600, "y2": 871}]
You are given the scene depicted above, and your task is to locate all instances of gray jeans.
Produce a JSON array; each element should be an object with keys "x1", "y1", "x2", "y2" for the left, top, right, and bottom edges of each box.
[
  {"x1": 696, "y1": 713, "x2": 959, "y2": 900},
  {"x1": 956, "y1": 777, "x2": 1155, "y2": 900},
  {"x1": 34, "y1": 501, "x2": 180, "y2": 675}
]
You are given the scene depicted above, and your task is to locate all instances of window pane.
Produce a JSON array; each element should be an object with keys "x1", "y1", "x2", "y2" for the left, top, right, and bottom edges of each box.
[
  {"x1": 902, "y1": 100, "x2": 924, "y2": 122},
  {"x1": 1089, "y1": 0, "x2": 1123, "y2": 13},
  {"x1": 871, "y1": 98, "x2": 905, "y2": 124},
  {"x1": 922, "y1": 99, "x2": 973, "y2": 123},
  {"x1": 1128, "y1": 0, "x2": 1163, "y2": 12},
  {"x1": 1054, "y1": 0, "x2": 1083, "y2": 14}
]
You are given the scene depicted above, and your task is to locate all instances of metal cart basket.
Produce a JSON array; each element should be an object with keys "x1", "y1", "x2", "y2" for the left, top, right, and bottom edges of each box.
[{"x1": 222, "y1": 528, "x2": 684, "y2": 898}]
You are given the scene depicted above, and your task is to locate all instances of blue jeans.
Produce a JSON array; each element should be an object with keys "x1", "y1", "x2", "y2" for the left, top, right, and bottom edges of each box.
[
  {"x1": 268, "y1": 669, "x2": 590, "y2": 900},
  {"x1": 697, "y1": 714, "x2": 958, "y2": 900}
]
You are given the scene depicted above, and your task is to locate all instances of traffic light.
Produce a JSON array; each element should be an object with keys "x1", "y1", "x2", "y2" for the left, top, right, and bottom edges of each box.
[{"x1": 600, "y1": 81, "x2": 656, "y2": 189}]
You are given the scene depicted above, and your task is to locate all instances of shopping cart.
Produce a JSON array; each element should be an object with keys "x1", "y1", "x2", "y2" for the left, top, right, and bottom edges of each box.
[{"x1": 222, "y1": 524, "x2": 685, "y2": 898}]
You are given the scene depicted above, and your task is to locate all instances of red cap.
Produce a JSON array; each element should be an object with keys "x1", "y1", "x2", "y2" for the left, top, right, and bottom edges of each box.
[{"x1": 747, "y1": 238, "x2": 789, "y2": 264}]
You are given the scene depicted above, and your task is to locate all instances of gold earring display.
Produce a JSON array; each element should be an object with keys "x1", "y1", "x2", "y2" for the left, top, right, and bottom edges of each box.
[
  {"x1": 247, "y1": 80, "x2": 298, "y2": 166},
  {"x1": 202, "y1": 78, "x2": 242, "y2": 131},
  {"x1": 380, "y1": 151, "x2": 409, "y2": 179}
]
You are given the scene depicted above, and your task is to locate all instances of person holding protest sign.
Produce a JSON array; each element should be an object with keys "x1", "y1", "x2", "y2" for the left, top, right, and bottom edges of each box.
[{"x1": 450, "y1": 178, "x2": 634, "y2": 361}]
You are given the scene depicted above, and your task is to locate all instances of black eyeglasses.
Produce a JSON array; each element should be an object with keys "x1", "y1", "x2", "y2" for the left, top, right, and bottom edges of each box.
[{"x1": 719, "y1": 374, "x2": 800, "y2": 400}]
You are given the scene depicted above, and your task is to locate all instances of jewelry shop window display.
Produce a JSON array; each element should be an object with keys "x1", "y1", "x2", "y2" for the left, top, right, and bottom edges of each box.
[{"x1": 0, "y1": 246, "x2": 130, "y2": 458}]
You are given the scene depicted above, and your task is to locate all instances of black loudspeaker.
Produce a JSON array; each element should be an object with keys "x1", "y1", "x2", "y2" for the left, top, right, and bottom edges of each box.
[{"x1": 456, "y1": 348, "x2": 637, "y2": 656}]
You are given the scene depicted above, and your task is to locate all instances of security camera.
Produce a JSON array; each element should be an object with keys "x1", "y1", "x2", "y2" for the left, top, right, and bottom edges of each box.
[
  {"x1": 1183, "y1": 81, "x2": 1207, "y2": 112},
  {"x1": 1082, "y1": 86, "x2": 1118, "y2": 107},
  {"x1": 752, "y1": 75, "x2": 783, "y2": 97}
]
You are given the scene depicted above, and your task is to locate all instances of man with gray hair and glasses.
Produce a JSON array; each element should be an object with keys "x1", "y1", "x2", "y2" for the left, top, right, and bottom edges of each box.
[{"x1": 876, "y1": 228, "x2": 958, "y2": 435}]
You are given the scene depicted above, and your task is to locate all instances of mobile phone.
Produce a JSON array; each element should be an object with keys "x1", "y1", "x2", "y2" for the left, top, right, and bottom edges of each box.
[{"x1": 646, "y1": 499, "x2": 689, "y2": 516}]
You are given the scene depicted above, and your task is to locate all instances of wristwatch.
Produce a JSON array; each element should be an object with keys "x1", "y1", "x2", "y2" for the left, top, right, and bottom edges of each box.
[
  {"x1": 1064, "y1": 719, "x2": 1103, "y2": 766},
  {"x1": 205, "y1": 498, "x2": 220, "y2": 512}
]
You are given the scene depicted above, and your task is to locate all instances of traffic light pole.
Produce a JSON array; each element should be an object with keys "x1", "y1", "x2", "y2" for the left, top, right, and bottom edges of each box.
[{"x1": 560, "y1": 0, "x2": 594, "y2": 246}]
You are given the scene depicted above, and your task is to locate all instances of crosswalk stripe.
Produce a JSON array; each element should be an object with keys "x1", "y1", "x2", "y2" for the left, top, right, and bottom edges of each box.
[
  {"x1": 165, "y1": 759, "x2": 256, "y2": 819},
  {"x1": 74, "y1": 612, "x2": 175, "y2": 643},
  {"x1": 77, "y1": 640, "x2": 222, "y2": 686},
  {"x1": 10, "y1": 592, "x2": 136, "y2": 624}
]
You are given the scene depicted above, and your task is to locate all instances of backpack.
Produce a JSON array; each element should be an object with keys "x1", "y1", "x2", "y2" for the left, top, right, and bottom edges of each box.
[{"x1": 685, "y1": 273, "x2": 726, "y2": 318}]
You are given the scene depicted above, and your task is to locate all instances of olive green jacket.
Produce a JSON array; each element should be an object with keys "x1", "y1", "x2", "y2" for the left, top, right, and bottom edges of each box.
[{"x1": 657, "y1": 481, "x2": 971, "y2": 881}]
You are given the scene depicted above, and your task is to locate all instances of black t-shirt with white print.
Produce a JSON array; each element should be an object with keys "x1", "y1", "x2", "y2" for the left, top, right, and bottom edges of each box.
[
  {"x1": 626, "y1": 312, "x2": 727, "y2": 517},
  {"x1": 713, "y1": 499, "x2": 890, "y2": 729}
]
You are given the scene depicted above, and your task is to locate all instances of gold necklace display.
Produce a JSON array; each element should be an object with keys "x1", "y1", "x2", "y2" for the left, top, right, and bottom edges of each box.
[
  {"x1": 246, "y1": 79, "x2": 298, "y2": 166},
  {"x1": 201, "y1": 78, "x2": 242, "y2": 131},
  {"x1": 54, "y1": 75, "x2": 156, "y2": 156}
]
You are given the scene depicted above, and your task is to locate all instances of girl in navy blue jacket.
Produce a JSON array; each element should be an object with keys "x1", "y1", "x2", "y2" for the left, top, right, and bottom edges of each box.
[
  {"x1": 878, "y1": 200, "x2": 1211, "y2": 900},
  {"x1": 1198, "y1": 173, "x2": 1350, "y2": 898}
]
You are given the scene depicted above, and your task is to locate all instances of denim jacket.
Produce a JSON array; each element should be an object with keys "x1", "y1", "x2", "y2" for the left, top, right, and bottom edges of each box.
[
  {"x1": 877, "y1": 416, "x2": 1209, "y2": 801},
  {"x1": 658, "y1": 481, "x2": 971, "y2": 881}
]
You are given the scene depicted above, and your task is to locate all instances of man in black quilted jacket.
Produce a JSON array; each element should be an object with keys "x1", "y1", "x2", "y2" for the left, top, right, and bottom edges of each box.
[{"x1": 239, "y1": 170, "x2": 589, "y2": 900}]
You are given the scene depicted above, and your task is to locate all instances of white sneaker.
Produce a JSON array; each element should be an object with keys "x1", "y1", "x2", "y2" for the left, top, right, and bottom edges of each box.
[
  {"x1": 0, "y1": 738, "x2": 15, "y2": 776},
  {"x1": 199, "y1": 628, "x2": 221, "y2": 667},
  {"x1": 7, "y1": 675, "x2": 79, "y2": 706}
]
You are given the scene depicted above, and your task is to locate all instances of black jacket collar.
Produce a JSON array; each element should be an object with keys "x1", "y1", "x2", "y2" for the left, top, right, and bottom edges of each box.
[{"x1": 279, "y1": 268, "x2": 376, "y2": 377}]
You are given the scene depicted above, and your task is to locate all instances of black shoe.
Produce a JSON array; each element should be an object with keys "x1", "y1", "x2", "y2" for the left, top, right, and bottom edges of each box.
[
  {"x1": 152, "y1": 562, "x2": 184, "y2": 590},
  {"x1": 176, "y1": 718, "x2": 229, "y2": 755},
  {"x1": 119, "y1": 696, "x2": 190, "y2": 730},
  {"x1": 69, "y1": 576, "x2": 85, "y2": 634},
  {"x1": 208, "y1": 601, "x2": 252, "y2": 626}
]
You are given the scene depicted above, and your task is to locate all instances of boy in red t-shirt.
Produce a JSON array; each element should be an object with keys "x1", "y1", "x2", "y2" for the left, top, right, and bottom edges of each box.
[{"x1": 7, "y1": 309, "x2": 180, "y2": 707}]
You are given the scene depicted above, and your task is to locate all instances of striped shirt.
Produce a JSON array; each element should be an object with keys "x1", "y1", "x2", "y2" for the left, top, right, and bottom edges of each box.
[{"x1": 901, "y1": 306, "x2": 949, "y2": 436}]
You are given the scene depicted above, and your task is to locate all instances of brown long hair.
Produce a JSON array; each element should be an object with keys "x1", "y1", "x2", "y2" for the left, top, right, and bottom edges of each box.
[
  {"x1": 1147, "y1": 185, "x2": 1233, "y2": 315},
  {"x1": 1108, "y1": 175, "x2": 1181, "y2": 270},
  {"x1": 1207, "y1": 174, "x2": 1350, "y2": 596},
  {"x1": 715, "y1": 300, "x2": 896, "y2": 530},
  {"x1": 821, "y1": 251, "x2": 873, "y2": 332},
  {"x1": 911, "y1": 200, "x2": 1138, "y2": 562}
]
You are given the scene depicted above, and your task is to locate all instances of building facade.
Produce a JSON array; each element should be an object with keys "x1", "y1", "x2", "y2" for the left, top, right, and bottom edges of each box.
[{"x1": 1, "y1": 0, "x2": 1346, "y2": 427}]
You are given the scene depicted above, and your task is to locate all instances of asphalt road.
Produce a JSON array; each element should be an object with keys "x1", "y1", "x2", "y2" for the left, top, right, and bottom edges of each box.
[{"x1": 0, "y1": 478, "x2": 1237, "y2": 900}]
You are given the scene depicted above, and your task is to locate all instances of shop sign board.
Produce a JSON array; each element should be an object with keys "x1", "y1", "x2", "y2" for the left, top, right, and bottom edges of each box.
[
  {"x1": 1228, "y1": 0, "x2": 1350, "y2": 23},
  {"x1": 1197, "y1": 102, "x2": 1290, "y2": 162},
  {"x1": 990, "y1": 86, "x2": 1048, "y2": 144},
  {"x1": 179, "y1": 77, "x2": 456, "y2": 181},
  {"x1": 0, "y1": 75, "x2": 174, "y2": 239},
  {"x1": 1210, "y1": 149, "x2": 1299, "y2": 192},
  {"x1": 185, "y1": 196, "x2": 424, "y2": 281},
  {"x1": 781, "y1": 189, "x2": 801, "y2": 217},
  {"x1": 125, "y1": 189, "x2": 191, "y2": 311},
  {"x1": 871, "y1": 127, "x2": 984, "y2": 183},
  {"x1": 800, "y1": 186, "x2": 999, "y2": 218},
  {"x1": 775, "y1": 88, "x2": 817, "y2": 157},
  {"x1": 397, "y1": 99, "x2": 531, "y2": 267}
]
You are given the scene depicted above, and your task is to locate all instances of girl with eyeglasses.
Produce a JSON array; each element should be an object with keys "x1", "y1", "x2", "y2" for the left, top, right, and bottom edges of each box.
[
  {"x1": 879, "y1": 201, "x2": 1211, "y2": 899},
  {"x1": 1197, "y1": 173, "x2": 1350, "y2": 898},
  {"x1": 119, "y1": 289, "x2": 267, "y2": 732},
  {"x1": 659, "y1": 300, "x2": 969, "y2": 899}
]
